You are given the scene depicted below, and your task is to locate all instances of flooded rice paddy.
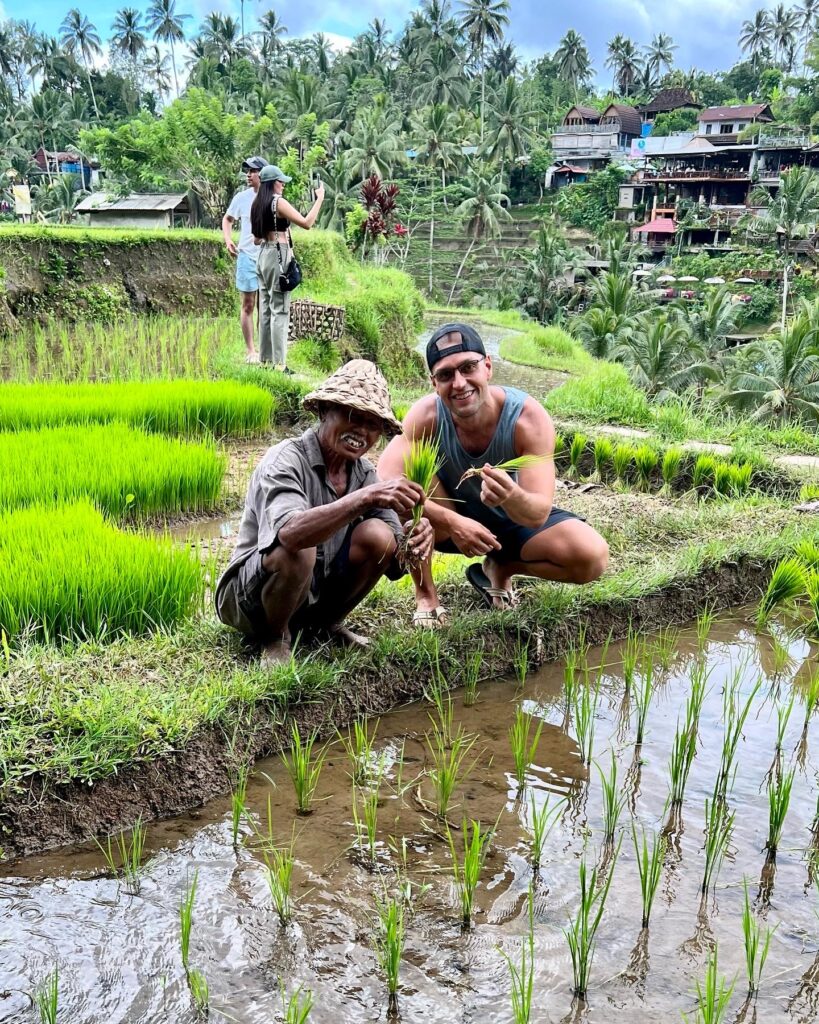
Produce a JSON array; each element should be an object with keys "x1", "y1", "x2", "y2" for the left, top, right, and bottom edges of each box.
[{"x1": 4, "y1": 612, "x2": 819, "y2": 1023}]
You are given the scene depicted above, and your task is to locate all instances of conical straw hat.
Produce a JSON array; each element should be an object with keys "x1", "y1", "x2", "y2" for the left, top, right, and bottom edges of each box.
[{"x1": 303, "y1": 359, "x2": 403, "y2": 436}]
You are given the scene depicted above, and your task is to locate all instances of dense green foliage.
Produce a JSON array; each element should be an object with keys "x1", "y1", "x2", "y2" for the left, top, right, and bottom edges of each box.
[
  {"x1": 0, "y1": 501, "x2": 203, "y2": 644},
  {"x1": 0, "y1": 424, "x2": 225, "y2": 517}
]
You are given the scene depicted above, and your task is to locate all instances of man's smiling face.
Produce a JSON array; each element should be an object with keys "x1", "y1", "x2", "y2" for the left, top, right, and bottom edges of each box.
[{"x1": 430, "y1": 352, "x2": 492, "y2": 420}]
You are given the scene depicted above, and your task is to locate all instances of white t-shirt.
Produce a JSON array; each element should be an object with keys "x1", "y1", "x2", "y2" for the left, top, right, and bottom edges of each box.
[{"x1": 226, "y1": 187, "x2": 259, "y2": 259}]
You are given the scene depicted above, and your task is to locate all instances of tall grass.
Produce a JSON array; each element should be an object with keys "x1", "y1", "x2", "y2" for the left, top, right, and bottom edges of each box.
[
  {"x1": 564, "y1": 845, "x2": 619, "y2": 998},
  {"x1": 281, "y1": 722, "x2": 328, "y2": 815},
  {"x1": 0, "y1": 424, "x2": 225, "y2": 518},
  {"x1": 448, "y1": 819, "x2": 493, "y2": 928},
  {"x1": 0, "y1": 502, "x2": 203, "y2": 644},
  {"x1": 0, "y1": 380, "x2": 272, "y2": 436},
  {"x1": 509, "y1": 706, "x2": 543, "y2": 791}
]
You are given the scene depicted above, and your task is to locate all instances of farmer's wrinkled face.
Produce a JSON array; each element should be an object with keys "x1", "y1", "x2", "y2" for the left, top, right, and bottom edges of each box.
[
  {"x1": 430, "y1": 351, "x2": 492, "y2": 420},
  {"x1": 317, "y1": 403, "x2": 384, "y2": 461}
]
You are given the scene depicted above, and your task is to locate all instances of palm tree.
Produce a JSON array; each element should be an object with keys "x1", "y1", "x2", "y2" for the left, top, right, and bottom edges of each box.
[
  {"x1": 615, "y1": 313, "x2": 713, "y2": 398},
  {"x1": 752, "y1": 166, "x2": 819, "y2": 256},
  {"x1": 645, "y1": 33, "x2": 676, "y2": 77},
  {"x1": 796, "y1": 0, "x2": 819, "y2": 69},
  {"x1": 592, "y1": 271, "x2": 638, "y2": 320},
  {"x1": 483, "y1": 76, "x2": 534, "y2": 186},
  {"x1": 554, "y1": 29, "x2": 593, "y2": 99},
  {"x1": 448, "y1": 166, "x2": 510, "y2": 302},
  {"x1": 605, "y1": 34, "x2": 627, "y2": 93},
  {"x1": 258, "y1": 10, "x2": 288, "y2": 53},
  {"x1": 458, "y1": 0, "x2": 510, "y2": 143},
  {"x1": 739, "y1": 9, "x2": 772, "y2": 69},
  {"x1": 311, "y1": 33, "x2": 334, "y2": 75},
  {"x1": 21, "y1": 91, "x2": 70, "y2": 182},
  {"x1": 722, "y1": 315, "x2": 819, "y2": 422},
  {"x1": 487, "y1": 41, "x2": 516, "y2": 78},
  {"x1": 573, "y1": 308, "x2": 626, "y2": 360},
  {"x1": 59, "y1": 10, "x2": 101, "y2": 119},
  {"x1": 676, "y1": 287, "x2": 738, "y2": 357},
  {"x1": 317, "y1": 153, "x2": 355, "y2": 230},
  {"x1": 147, "y1": 0, "x2": 190, "y2": 97},
  {"x1": 346, "y1": 105, "x2": 404, "y2": 180},
  {"x1": 144, "y1": 44, "x2": 172, "y2": 100},
  {"x1": 34, "y1": 172, "x2": 88, "y2": 223},
  {"x1": 414, "y1": 42, "x2": 469, "y2": 107},
  {"x1": 771, "y1": 3, "x2": 799, "y2": 68},
  {"x1": 613, "y1": 37, "x2": 642, "y2": 96},
  {"x1": 112, "y1": 8, "x2": 147, "y2": 81},
  {"x1": 520, "y1": 222, "x2": 575, "y2": 323}
]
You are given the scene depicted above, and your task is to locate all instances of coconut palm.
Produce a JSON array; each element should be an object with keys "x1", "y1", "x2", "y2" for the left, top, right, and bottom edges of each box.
[
  {"x1": 645, "y1": 33, "x2": 677, "y2": 77},
  {"x1": 675, "y1": 287, "x2": 738, "y2": 357},
  {"x1": 112, "y1": 8, "x2": 147, "y2": 80},
  {"x1": 488, "y1": 41, "x2": 517, "y2": 78},
  {"x1": 483, "y1": 76, "x2": 534, "y2": 185},
  {"x1": 796, "y1": 0, "x2": 819, "y2": 69},
  {"x1": 147, "y1": 0, "x2": 190, "y2": 97},
  {"x1": 144, "y1": 44, "x2": 172, "y2": 100},
  {"x1": 59, "y1": 10, "x2": 101, "y2": 118},
  {"x1": 610, "y1": 36, "x2": 642, "y2": 96},
  {"x1": 458, "y1": 0, "x2": 509, "y2": 143},
  {"x1": 592, "y1": 271, "x2": 638, "y2": 320},
  {"x1": 615, "y1": 313, "x2": 714, "y2": 398},
  {"x1": 34, "y1": 172, "x2": 88, "y2": 224},
  {"x1": 722, "y1": 315, "x2": 819, "y2": 422},
  {"x1": 752, "y1": 165, "x2": 819, "y2": 256},
  {"x1": 257, "y1": 10, "x2": 288, "y2": 54},
  {"x1": 20, "y1": 90, "x2": 70, "y2": 181},
  {"x1": 448, "y1": 166, "x2": 511, "y2": 302},
  {"x1": 771, "y1": 3, "x2": 799, "y2": 68},
  {"x1": 574, "y1": 308, "x2": 627, "y2": 360},
  {"x1": 739, "y1": 10, "x2": 772, "y2": 69},
  {"x1": 311, "y1": 32, "x2": 334, "y2": 75},
  {"x1": 520, "y1": 222, "x2": 575, "y2": 323},
  {"x1": 414, "y1": 42, "x2": 469, "y2": 107},
  {"x1": 346, "y1": 105, "x2": 404, "y2": 180},
  {"x1": 554, "y1": 29, "x2": 593, "y2": 98}
]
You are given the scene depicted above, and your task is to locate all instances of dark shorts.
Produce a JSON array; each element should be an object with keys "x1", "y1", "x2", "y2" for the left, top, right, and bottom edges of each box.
[{"x1": 436, "y1": 506, "x2": 584, "y2": 563}]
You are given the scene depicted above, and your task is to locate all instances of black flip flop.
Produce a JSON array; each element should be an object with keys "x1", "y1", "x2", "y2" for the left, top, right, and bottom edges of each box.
[{"x1": 465, "y1": 562, "x2": 516, "y2": 609}]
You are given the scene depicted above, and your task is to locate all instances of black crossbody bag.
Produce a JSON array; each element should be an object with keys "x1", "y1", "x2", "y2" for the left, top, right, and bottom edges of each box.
[{"x1": 273, "y1": 195, "x2": 302, "y2": 292}]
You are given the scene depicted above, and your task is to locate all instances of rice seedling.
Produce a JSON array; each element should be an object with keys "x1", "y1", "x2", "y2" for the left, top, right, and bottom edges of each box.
[
  {"x1": 512, "y1": 634, "x2": 530, "y2": 689},
  {"x1": 621, "y1": 626, "x2": 641, "y2": 691},
  {"x1": 500, "y1": 886, "x2": 535, "y2": 1024},
  {"x1": 179, "y1": 869, "x2": 199, "y2": 974},
  {"x1": 803, "y1": 673, "x2": 819, "y2": 735},
  {"x1": 97, "y1": 817, "x2": 147, "y2": 895},
  {"x1": 597, "y1": 753, "x2": 626, "y2": 843},
  {"x1": 281, "y1": 721, "x2": 328, "y2": 815},
  {"x1": 696, "y1": 606, "x2": 716, "y2": 648},
  {"x1": 564, "y1": 844, "x2": 619, "y2": 998},
  {"x1": 425, "y1": 724, "x2": 476, "y2": 819},
  {"x1": 659, "y1": 446, "x2": 684, "y2": 497},
  {"x1": 795, "y1": 539, "x2": 819, "y2": 571},
  {"x1": 612, "y1": 443, "x2": 635, "y2": 491},
  {"x1": 0, "y1": 379, "x2": 272, "y2": 437},
  {"x1": 589, "y1": 437, "x2": 614, "y2": 484},
  {"x1": 632, "y1": 825, "x2": 666, "y2": 928},
  {"x1": 729, "y1": 462, "x2": 753, "y2": 497},
  {"x1": 573, "y1": 673, "x2": 600, "y2": 766},
  {"x1": 632, "y1": 655, "x2": 655, "y2": 746},
  {"x1": 692, "y1": 454, "x2": 717, "y2": 496},
  {"x1": 259, "y1": 813, "x2": 298, "y2": 926},
  {"x1": 668, "y1": 718, "x2": 699, "y2": 809},
  {"x1": 567, "y1": 433, "x2": 588, "y2": 479},
  {"x1": 461, "y1": 645, "x2": 483, "y2": 706},
  {"x1": 188, "y1": 968, "x2": 209, "y2": 1018},
  {"x1": 553, "y1": 432, "x2": 566, "y2": 457},
  {"x1": 35, "y1": 966, "x2": 59, "y2": 1024},
  {"x1": 742, "y1": 878, "x2": 774, "y2": 995},
  {"x1": 448, "y1": 818, "x2": 494, "y2": 928},
  {"x1": 509, "y1": 705, "x2": 544, "y2": 791},
  {"x1": 757, "y1": 558, "x2": 807, "y2": 627},
  {"x1": 563, "y1": 647, "x2": 579, "y2": 711},
  {"x1": 352, "y1": 765, "x2": 385, "y2": 867},
  {"x1": 808, "y1": 571, "x2": 819, "y2": 637},
  {"x1": 0, "y1": 502, "x2": 204, "y2": 646},
  {"x1": 528, "y1": 793, "x2": 564, "y2": 872},
  {"x1": 713, "y1": 461, "x2": 734, "y2": 498},
  {"x1": 456, "y1": 453, "x2": 552, "y2": 488},
  {"x1": 684, "y1": 946, "x2": 735, "y2": 1024},
  {"x1": 372, "y1": 892, "x2": 406, "y2": 1012},
  {"x1": 339, "y1": 718, "x2": 380, "y2": 786},
  {"x1": 800, "y1": 482, "x2": 819, "y2": 501},
  {"x1": 633, "y1": 444, "x2": 659, "y2": 493},
  {"x1": 701, "y1": 793, "x2": 735, "y2": 894},
  {"x1": 230, "y1": 762, "x2": 250, "y2": 848},
  {"x1": 401, "y1": 436, "x2": 443, "y2": 563},
  {"x1": 281, "y1": 984, "x2": 314, "y2": 1024},
  {"x1": 715, "y1": 677, "x2": 759, "y2": 804},
  {"x1": 652, "y1": 626, "x2": 680, "y2": 672},
  {"x1": 767, "y1": 693, "x2": 795, "y2": 783},
  {"x1": 766, "y1": 767, "x2": 795, "y2": 857}
]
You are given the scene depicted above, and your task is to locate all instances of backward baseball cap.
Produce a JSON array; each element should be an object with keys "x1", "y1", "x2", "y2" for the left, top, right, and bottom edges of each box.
[
  {"x1": 426, "y1": 322, "x2": 486, "y2": 370},
  {"x1": 241, "y1": 156, "x2": 269, "y2": 172}
]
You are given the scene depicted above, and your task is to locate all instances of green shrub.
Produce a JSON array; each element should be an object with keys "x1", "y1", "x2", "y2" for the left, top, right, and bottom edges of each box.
[
  {"x1": 0, "y1": 380, "x2": 272, "y2": 436},
  {"x1": 0, "y1": 501, "x2": 203, "y2": 644},
  {"x1": 0, "y1": 424, "x2": 225, "y2": 518}
]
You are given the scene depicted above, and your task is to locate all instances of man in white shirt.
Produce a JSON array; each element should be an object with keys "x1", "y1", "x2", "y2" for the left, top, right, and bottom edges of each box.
[{"x1": 222, "y1": 155, "x2": 268, "y2": 363}]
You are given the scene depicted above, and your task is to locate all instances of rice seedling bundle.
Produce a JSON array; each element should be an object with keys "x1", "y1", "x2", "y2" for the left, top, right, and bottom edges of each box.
[
  {"x1": 0, "y1": 424, "x2": 225, "y2": 518},
  {"x1": 794, "y1": 539, "x2": 819, "y2": 572},
  {"x1": 372, "y1": 892, "x2": 406, "y2": 1010},
  {"x1": 633, "y1": 444, "x2": 659, "y2": 493},
  {"x1": 564, "y1": 846, "x2": 618, "y2": 998},
  {"x1": 685, "y1": 946, "x2": 734, "y2": 1024},
  {"x1": 713, "y1": 462, "x2": 734, "y2": 498},
  {"x1": 281, "y1": 721, "x2": 328, "y2": 815},
  {"x1": 0, "y1": 380, "x2": 272, "y2": 437},
  {"x1": 692, "y1": 454, "x2": 717, "y2": 495},
  {"x1": 589, "y1": 437, "x2": 614, "y2": 483},
  {"x1": 448, "y1": 819, "x2": 494, "y2": 928},
  {"x1": 612, "y1": 443, "x2": 635, "y2": 490},
  {"x1": 659, "y1": 446, "x2": 683, "y2": 497},
  {"x1": 756, "y1": 558, "x2": 807, "y2": 627},
  {"x1": 0, "y1": 501, "x2": 203, "y2": 644},
  {"x1": 728, "y1": 462, "x2": 753, "y2": 497},
  {"x1": 567, "y1": 433, "x2": 588, "y2": 479},
  {"x1": 401, "y1": 436, "x2": 443, "y2": 566}
]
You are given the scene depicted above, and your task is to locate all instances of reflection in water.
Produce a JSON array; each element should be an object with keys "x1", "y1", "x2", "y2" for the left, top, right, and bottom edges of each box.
[{"x1": 4, "y1": 612, "x2": 819, "y2": 1022}]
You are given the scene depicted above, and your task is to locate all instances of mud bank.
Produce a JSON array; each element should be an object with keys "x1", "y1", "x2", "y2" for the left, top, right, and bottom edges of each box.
[{"x1": 0, "y1": 549, "x2": 780, "y2": 861}]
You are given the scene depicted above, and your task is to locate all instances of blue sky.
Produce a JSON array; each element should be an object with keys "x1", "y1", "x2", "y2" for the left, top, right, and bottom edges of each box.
[{"x1": 7, "y1": 0, "x2": 773, "y2": 79}]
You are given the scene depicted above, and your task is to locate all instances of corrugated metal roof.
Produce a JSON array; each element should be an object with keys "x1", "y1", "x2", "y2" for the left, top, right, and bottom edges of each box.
[{"x1": 76, "y1": 192, "x2": 187, "y2": 213}]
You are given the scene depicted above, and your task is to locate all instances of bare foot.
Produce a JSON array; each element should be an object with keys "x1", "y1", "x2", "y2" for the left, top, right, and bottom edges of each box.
[
  {"x1": 325, "y1": 623, "x2": 371, "y2": 649},
  {"x1": 260, "y1": 639, "x2": 291, "y2": 666}
]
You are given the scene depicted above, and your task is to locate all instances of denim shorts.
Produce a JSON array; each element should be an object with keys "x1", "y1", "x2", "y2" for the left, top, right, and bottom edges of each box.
[
  {"x1": 437, "y1": 507, "x2": 584, "y2": 563},
  {"x1": 235, "y1": 251, "x2": 259, "y2": 292}
]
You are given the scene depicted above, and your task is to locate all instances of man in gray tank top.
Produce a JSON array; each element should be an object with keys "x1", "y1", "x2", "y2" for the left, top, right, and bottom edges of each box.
[{"x1": 378, "y1": 323, "x2": 609, "y2": 626}]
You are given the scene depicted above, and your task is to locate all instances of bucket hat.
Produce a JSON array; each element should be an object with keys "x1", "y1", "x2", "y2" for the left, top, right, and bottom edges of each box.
[
  {"x1": 303, "y1": 359, "x2": 403, "y2": 436},
  {"x1": 259, "y1": 164, "x2": 292, "y2": 183}
]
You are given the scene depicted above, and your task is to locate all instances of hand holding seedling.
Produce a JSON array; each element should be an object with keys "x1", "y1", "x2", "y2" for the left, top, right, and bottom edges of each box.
[
  {"x1": 479, "y1": 464, "x2": 517, "y2": 508},
  {"x1": 449, "y1": 516, "x2": 501, "y2": 557},
  {"x1": 366, "y1": 478, "x2": 426, "y2": 517},
  {"x1": 403, "y1": 516, "x2": 434, "y2": 562}
]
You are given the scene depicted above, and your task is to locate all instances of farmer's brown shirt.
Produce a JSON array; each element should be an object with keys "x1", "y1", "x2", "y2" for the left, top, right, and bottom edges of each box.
[{"x1": 216, "y1": 427, "x2": 402, "y2": 600}]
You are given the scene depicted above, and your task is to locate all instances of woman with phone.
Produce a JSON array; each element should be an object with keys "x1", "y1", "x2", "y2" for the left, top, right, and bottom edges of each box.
[{"x1": 250, "y1": 165, "x2": 325, "y2": 371}]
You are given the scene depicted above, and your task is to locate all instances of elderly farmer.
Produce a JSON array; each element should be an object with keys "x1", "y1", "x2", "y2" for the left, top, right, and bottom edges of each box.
[
  {"x1": 216, "y1": 360, "x2": 433, "y2": 664},
  {"x1": 378, "y1": 323, "x2": 609, "y2": 626}
]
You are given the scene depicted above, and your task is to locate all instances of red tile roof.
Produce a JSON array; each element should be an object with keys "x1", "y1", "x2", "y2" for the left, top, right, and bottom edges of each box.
[
  {"x1": 699, "y1": 104, "x2": 773, "y2": 122},
  {"x1": 634, "y1": 217, "x2": 676, "y2": 234}
]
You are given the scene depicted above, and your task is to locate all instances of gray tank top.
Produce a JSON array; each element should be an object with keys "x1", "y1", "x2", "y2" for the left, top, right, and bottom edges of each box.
[{"x1": 435, "y1": 386, "x2": 527, "y2": 530}]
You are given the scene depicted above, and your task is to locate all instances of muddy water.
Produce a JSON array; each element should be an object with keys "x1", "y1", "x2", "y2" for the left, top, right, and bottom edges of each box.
[{"x1": 4, "y1": 614, "x2": 819, "y2": 1023}]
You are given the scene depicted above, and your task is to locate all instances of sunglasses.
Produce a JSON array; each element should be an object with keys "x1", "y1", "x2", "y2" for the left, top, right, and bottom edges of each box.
[{"x1": 431, "y1": 357, "x2": 484, "y2": 384}]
